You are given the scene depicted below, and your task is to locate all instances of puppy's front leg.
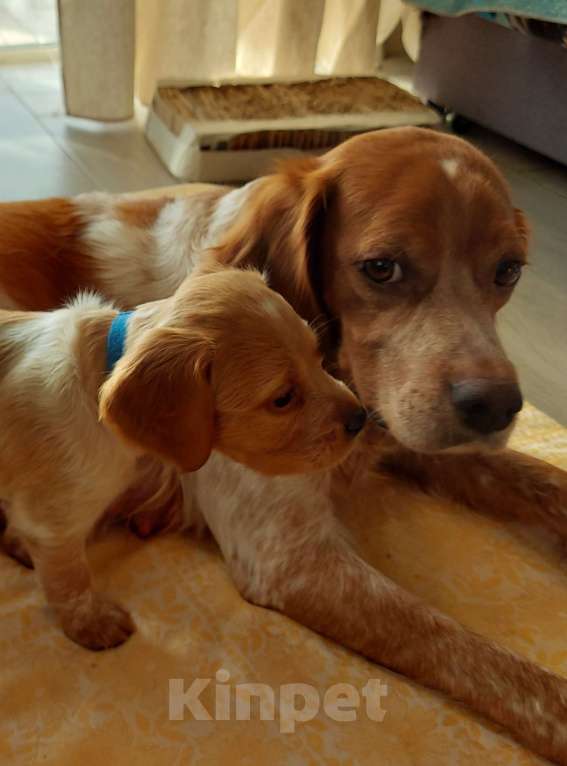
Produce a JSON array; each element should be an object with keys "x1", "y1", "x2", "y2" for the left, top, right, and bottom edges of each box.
[
  {"x1": 27, "y1": 536, "x2": 134, "y2": 650},
  {"x1": 382, "y1": 447, "x2": 567, "y2": 538}
]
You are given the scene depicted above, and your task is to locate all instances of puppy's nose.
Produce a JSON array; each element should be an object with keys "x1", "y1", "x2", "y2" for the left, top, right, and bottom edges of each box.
[
  {"x1": 344, "y1": 408, "x2": 367, "y2": 436},
  {"x1": 451, "y1": 379, "x2": 523, "y2": 434}
]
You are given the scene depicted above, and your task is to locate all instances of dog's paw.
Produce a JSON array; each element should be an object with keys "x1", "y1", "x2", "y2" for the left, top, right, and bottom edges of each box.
[{"x1": 61, "y1": 594, "x2": 135, "y2": 651}]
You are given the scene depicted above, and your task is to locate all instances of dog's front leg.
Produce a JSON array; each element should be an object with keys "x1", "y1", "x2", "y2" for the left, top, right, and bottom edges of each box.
[
  {"x1": 270, "y1": 543, "x2": 567, "y2": 763},
  {"x1": 381, "y1": 447, "x2": 567, "y2": 538},
  {"x1": 194, "y1": 455, "x2": 567, "y2": 764}
]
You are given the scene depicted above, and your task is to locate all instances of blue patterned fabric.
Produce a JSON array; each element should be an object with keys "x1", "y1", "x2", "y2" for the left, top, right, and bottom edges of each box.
[{"x1": 407, "y1": 1, "x2": 567, "y2": 24}]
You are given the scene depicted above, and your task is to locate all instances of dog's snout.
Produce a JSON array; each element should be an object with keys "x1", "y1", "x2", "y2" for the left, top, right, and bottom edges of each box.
[
  {"x1": 451, "y1": 379, "x2": 523, "y2": 435},
  {"x1": 344, "y1": 407, "x2": 367, "y2": 436}
]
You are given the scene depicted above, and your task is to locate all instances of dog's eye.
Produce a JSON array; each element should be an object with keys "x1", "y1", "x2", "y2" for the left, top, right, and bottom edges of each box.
[
  {"x1": 272, "y1": 389, "x2": 295, "y2": 409},
  {"x1": 495, "y1": 259, "x2": 523, "y2": 287},
  {"x1": 360, "y1": 258, "x2": 403, "y2": 284}
]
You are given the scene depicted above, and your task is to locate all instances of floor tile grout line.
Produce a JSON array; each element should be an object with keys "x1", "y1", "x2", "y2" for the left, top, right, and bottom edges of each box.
[
  {"x1": 37, "y1": 113, "x2": 174, "y2": 192},
  {"x1": 2, "y1": 72, "x2": 100, "y2": 189},
  {"x1": 36, "y1": 113, "x2": 105, "y2": 189},
  {"x1": 1, "y1": 71, "x2": 175, "y2": 193}
]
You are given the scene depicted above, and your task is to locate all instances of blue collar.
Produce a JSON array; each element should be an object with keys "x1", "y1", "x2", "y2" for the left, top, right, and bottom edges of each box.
[{"x1": 106, "y1": 311, "x2": 133, "y2": 374}]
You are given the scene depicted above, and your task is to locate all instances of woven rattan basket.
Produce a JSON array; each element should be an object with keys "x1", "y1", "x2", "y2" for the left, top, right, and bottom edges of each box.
[{"x1": 146, "y1": 76, "x2": 439, "y2": 182}]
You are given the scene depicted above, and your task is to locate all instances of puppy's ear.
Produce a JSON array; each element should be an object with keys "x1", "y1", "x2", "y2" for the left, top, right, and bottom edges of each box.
[
  {"x1": 99, "y1": 327, "x2": 214, "y2": 472},
  {"x1": 514, "y1": 208, "x2": 530, "y2": 247},
  {"x1": 213, "y1": 158, "x2": 332, "y2": 322}
]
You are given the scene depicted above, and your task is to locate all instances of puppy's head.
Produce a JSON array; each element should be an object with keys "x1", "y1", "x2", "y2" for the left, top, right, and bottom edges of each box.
[
  {"x1": 99, "y1": 267, "x2": 364, "y2": 475},
  {"x1": 215, "y1": 128, "x2": 528, "y2": 454}
]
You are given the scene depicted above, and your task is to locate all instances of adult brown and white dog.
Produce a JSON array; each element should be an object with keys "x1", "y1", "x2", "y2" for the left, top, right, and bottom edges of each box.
[{"x1": 2, "y1": 128, "x2": 567, "y2": 762}]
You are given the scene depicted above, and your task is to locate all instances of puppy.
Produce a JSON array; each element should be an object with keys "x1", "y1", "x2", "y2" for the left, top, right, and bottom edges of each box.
[{"x1": 0, "y1": 265, "x2": 364, "y2": 650}]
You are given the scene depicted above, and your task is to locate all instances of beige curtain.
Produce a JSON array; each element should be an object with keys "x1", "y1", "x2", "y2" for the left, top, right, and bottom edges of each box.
[{"x1": 59, "y1": 0, "x2": 419, "y2": 121}]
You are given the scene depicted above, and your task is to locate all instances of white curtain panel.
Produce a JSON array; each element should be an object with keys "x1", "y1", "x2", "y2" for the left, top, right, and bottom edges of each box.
[
  {"x1": 135, "y1": 0, "x2": 240, "y2": 103},
  {"x1": 59, "y1": 0, "x2": 419, "y2": 121},
  {"x1": 315, "y1": 0, "x2": 383, "y2": 75}
]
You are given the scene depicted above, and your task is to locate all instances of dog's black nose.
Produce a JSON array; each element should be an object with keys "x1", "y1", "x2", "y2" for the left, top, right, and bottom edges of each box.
[
  {"x1": 451, "y1": 379, "x2": 523, "y2": 434},
  {"x1": 345, "y1": 408, "x2": 367, "y2": 436}
]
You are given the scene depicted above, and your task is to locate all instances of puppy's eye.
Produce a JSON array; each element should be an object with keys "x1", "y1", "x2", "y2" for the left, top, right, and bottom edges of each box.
[
  {"x1": 495, "y1": 259, "x2": 523, "y2": 287},
  {"x1": 360, "y1": 258, "x2": 403, "y2": 284},
  {"x1": 272, "y1": 389, "x2": 295, "y2": 409}
]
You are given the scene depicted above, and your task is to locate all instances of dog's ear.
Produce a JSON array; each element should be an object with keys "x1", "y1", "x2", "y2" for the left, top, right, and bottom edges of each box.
[
  {"x1": 99, "y1": 327, "x2": 214, "y2": 472},
  {"x1": 214, "y1": 158, "x2": 332, "y2": 322},
  {"x1": 514, "y1": 208, "x2": 530, "y2": 247}
]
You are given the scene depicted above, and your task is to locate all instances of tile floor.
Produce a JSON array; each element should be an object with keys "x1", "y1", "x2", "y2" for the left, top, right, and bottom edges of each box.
[
  {"x1": 0, "y1": 61, "x2": 565, "y2": 426},
  {"x1": 0, "y1": 62, "x2": 175, "y2": 199}
]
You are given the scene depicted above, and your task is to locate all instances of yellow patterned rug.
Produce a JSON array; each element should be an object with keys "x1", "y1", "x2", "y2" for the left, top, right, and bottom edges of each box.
[{"x1": 0, "y1": 402, "x2": 564, "y2": 765}]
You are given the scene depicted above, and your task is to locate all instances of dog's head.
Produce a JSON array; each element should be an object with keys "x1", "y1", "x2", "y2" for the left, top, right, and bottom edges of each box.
[
  {"x1": 215, "y1": 128, "x2": 528, "y2": 453},
  {"x1": 99, "y1": 266, "x2": 365, "y2": 475}
]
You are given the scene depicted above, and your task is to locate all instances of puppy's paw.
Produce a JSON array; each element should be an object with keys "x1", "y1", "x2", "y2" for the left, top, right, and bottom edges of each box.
[{"x1": 61, "y1": 594, "x2": 135, "y2": 651}]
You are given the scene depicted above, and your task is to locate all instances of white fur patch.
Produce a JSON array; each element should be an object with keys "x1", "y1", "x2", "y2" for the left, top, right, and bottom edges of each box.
[
  {"x1": 441, "y1": 158, "x2": 459, "y2": 179},
  {"x1": 0, "y1": 300, "x2": 142, "y2": 542},
  {"x1": 65, "y1": 291, "x2": 112, "y2": 313},
  {"x1": 77, "y1": 184, "x2": 259, "y2": 309},
  {"x1": 260, "y1": 296, "x2": 282, "y2": 319},
  {"x1": 191, "y1": 454, "x2": 335, "y2": 610},
  {"x1": 202, "y1": 180, "x2": 260, "y2": 249},
  {"x1": 80, "y1": 197, "x2": 195, "y2": 307},
  {"x1": 151, "y1": 198, "x2": 195, "y2": 287}
]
